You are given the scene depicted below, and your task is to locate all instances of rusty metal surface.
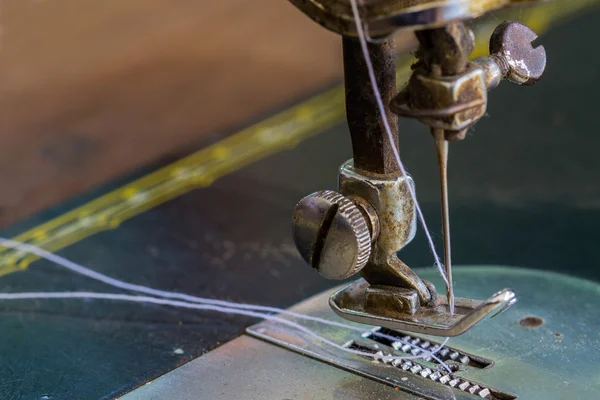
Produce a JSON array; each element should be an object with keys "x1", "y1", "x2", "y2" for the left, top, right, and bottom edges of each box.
[
  {"x1": 343, "y1": 36, "x2": 401, "y2": 174},
  {"x1": 338, "y1": 161, "x2": 430, "y2": 300},
  {"x1": 390, "y1": 19, "x2": 547, "y2": 316},
  {"x1": 415, "y1": 22, "x2": 475, "y2": 76},
  {"x1": 287, "y1": 0, "x2": 541, "y2": 37},
  {"x1": 489, "y1": 21, "x2": 547, "y2": 85},
  {"x1": 395, "y1": 21, "x2": 477, "y2": 140},
  {"x1": 295, "y1": 19, "x2": 548, "y2": 332},
  {"x1": 393, "y1": 21, "x2": 547, "y2": 138},
  {"x1": 393, "y1": 64, "x2": 488, "y2": 134}
]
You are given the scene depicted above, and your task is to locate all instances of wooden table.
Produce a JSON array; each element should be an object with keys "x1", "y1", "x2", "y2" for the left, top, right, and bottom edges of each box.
[{"x1": 0, "y1": 0, "x2": 354, "y2": 227}]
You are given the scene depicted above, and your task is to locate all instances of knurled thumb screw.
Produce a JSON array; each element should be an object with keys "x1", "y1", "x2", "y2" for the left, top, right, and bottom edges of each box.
[{"x1": 292, "y1": 190, "x2": 372, "y2": 280}]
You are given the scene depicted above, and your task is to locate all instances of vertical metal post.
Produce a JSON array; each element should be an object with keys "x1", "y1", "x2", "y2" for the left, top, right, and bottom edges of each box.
[{"x1": 342, "y1": 36, "x2": 400, "y2": 175}]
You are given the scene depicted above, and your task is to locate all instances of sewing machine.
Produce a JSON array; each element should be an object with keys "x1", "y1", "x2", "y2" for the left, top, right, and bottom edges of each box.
[
  {"x1": 1, "y1": 1, "x2": 599, "y2": 399},
  {"x1": 290, "y1": 0, "x2": 539, "y2": 336},
  {"x1": 119, "y1": 2, "x2": 598, "y2": 399}
]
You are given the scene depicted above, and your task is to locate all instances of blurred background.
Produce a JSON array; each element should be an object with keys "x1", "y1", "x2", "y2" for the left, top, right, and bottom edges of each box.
[
  {"x1": 0, "y1": 1, "x2": 595, "y2": 230},
  {"x1": 0, "y1": 0, "x2": 354, "y2": 227}
]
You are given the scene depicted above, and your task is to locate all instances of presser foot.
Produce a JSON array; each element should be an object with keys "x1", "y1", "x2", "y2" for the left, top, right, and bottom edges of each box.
[{"x1": 329, "y1": 279, "x2": 516, "y2": 337}]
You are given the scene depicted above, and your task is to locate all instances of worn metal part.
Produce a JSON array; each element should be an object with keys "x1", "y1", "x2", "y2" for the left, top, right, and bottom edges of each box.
[
  {"x1": 341, "y1": 339, "x2": 509, "y2": 398},
  {"x1": 343, "y1": 36, "x2": 400, "y2": 174},
  {"x1": 489, "y1": 21, "x2": 547, "y2": 85},
  {"x1": 249, "y1": 316, "x2": 493, "y2": 398},
  {"x1": 287, "y1": 0, "x2": 540, "y2": 38},
  {"x1": 362, "y1": 327, "x2": 494, "y2": 369},
  {"x1": 473, "y1": 56, "x2": 504, "y2": 90},
  {"x1": 349, "y1": 195, "x2": 380, "y2": 242},
  {"x1": 338, "y1": 161, "x2": 431, "y2": 302},
  {"x1": 473, "y1": 21, "x2": 547, "y2": 88},
  {"x1": 329, "y1": 278, "x2": 516, "y2": 336},
  {"x1": 392, "y1": 21, "x2": 547, "y2": 135},
  {"x1": 389, "y1": 20, "x2": 547, "y2": 319},
  {"x1": 290, "y1": 0, "x2": 548, "y2": 338},
  {"x1": 391, "y1": 63, "x2": 488, "y2": 133},
  {"x1": 391, "y1": 21, "x2": 478, "y2": 140},
  {"x1": 366, "y1": 285, "x2": 420, "y2": 315},
  {"x1": 404, "y1": 22, "x2": 476, "y2": 317},
  {"x1": 414, "y1": 22, "x2": 475, "y2": 76},
  {"x1": 292, "y1": 190, "x2": 372, "y2": 280},
  {"x1": 243, "y1": 267, "x2": 600, "y2": 400}
]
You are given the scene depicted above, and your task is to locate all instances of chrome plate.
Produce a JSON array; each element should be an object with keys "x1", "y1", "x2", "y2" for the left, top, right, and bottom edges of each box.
[{"x1": 120, "y1": 335, "x2": 424, "y2": 400}]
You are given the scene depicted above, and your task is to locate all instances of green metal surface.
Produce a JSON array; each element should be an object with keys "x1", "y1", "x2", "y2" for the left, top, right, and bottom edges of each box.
[{"x1": 247, "y1": 267, "x2": 600, "y2": 400}]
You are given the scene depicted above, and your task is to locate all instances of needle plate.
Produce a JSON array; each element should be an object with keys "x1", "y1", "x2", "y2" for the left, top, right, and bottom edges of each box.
[{"x1": 245, "y1": 267, "x2": 600, "y2": 400}]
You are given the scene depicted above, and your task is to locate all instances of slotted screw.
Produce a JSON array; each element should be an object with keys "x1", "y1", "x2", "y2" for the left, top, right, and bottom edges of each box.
[
  {"x1": 489, "y1": 21, "x2": 547, "y2": 85},
  {"x1": 292, "y1": 190, "x2": 372, "y2": 280}
]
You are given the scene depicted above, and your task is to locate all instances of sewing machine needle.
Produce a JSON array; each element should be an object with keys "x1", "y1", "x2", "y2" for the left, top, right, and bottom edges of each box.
[{"x1": 434, "y1": 128, "x2": 454, "y2": 315}]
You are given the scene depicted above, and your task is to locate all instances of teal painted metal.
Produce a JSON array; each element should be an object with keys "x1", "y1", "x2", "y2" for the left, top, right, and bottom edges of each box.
[{"x1": 249, "y1": 267, "x2": 600, "y2": 399}]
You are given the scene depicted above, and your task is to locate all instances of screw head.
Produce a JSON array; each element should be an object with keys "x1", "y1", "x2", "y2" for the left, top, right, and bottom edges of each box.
[
  {"x1": 292, "y1": 190, "x2": 371, "y2": 280},
  {"x1": 490, "y1": 21, "x2": 547, "y2": 85}
]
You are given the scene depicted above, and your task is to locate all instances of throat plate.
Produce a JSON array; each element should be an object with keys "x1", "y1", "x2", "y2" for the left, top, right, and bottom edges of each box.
[{"x1": 247, "y1": 266, "x2": 600, "y2": 400}]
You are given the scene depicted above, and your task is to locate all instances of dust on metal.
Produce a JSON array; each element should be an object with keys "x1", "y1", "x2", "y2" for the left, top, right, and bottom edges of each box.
[{"x1": 490, "y1": 21, "x2": 547, "y2": 85}]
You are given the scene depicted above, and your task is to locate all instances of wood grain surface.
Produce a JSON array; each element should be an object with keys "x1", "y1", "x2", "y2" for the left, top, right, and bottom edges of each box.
[{"x1": 0, "y1": 0, "x2": 358, "y2": 227}]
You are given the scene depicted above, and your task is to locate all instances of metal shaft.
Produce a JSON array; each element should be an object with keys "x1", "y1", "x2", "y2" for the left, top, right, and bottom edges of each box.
[
  {"x1": 434, "y1": 128, "x2": 453, "y2": 314},
  {"x1": 414, "y1": 22, "x2": 472, "y2": 315},
  {"x1": 342, "y1": 36, "x2": 400, "y2": 175}
]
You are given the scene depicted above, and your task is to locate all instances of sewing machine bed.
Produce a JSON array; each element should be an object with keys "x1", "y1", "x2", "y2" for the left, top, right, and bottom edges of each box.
[{"x1": 1, "y1": 6, "x2": 599, "y2": 399}]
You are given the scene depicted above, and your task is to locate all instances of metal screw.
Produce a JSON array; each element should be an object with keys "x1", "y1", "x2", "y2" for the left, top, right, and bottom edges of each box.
[
  {"x1": 489, "y1": 21, "x2": 547, "y2": 85},
  {"x1": 292, "y1": 190, "x2": 372, "y2": 280}
]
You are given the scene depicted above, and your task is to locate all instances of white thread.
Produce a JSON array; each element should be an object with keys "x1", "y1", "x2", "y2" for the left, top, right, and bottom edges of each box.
[
  {"x1": 0, "y1": 1, "x2": 457, "y2": 373},
  {"x1": 0, "y1": 291, "x2": 398, "y2": 361},
  {"x1": 0, "y1": 290, "x2": 448, "y2": 368},
  {"x1": 0, "y1": 238, "x2": 451, "y2": 371},
  {"x1": 348, "y1": 0, "x2": 450, "y2": 289}
]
